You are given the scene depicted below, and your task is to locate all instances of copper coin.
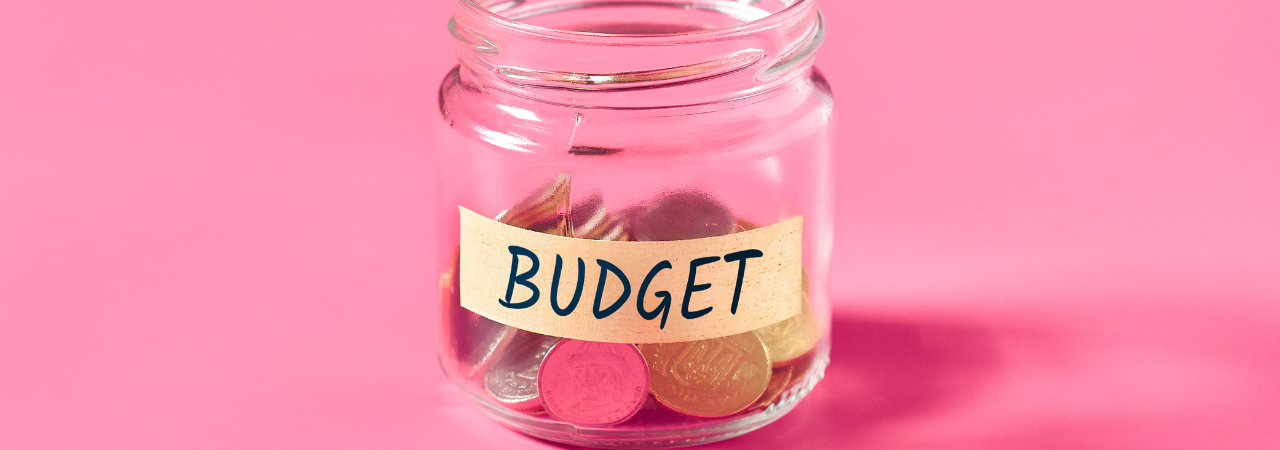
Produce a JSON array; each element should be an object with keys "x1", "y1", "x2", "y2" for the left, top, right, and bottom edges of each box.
[
  {"x1": 639, "y1": 332, "x2": 772, "y2": 418},
  {"x1": 537, "y1": 340, "x2": 650, "y2": 426},
  {"x1": 632, "y1": 189, "x2": 734, "y2": 241},
  {"x1": 484, "y1": 332, "x2": 560, "y2": 412},
  {"x1": 753, "y1": 364, "x2": 794, "y2": 410},
  {"x1": 781, "y1": 349, "x2": 818, "y2": 389},
  {"x1": 753, "y1": 295, "x2": 819, "y2": 367}
]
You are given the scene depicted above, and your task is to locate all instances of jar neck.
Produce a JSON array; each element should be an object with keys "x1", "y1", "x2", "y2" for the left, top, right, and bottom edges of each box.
[{"x1": 450, "y1": 0, "x2": 824, "y2": 109}]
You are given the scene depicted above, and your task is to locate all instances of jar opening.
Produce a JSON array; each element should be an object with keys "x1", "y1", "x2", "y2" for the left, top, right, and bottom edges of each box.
[
  {"x1": 463, "y1": 0, "x2": 804, "y2": 38},
  {"x1": 451, "y1": 0, "x2": 822, "y2": 108}
]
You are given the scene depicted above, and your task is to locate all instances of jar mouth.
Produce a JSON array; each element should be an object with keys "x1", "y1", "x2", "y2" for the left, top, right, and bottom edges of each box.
[
  {"x1": 450, "y1": 0, "x2": 822, "y2": 108},
  {"x1": 459, "y1": 0, "x2": 809, "y2": 41}
]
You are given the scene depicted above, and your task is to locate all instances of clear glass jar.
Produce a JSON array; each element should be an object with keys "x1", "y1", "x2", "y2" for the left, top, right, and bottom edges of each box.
[{"x1": 434, "y1": 0, "x2": 833, "y2": 447}]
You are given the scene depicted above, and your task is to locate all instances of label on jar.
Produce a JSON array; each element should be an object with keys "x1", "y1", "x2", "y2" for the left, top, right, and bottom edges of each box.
[{"x1": 459, "y1": 207, "x2": 803, "y2": 344}]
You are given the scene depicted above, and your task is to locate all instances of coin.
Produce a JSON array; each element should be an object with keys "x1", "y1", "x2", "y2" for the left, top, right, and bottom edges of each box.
[
  {"x1": 780, "y1": 349, "x2": 817, "y2": 389},
  {"x1": 639, "y1": 332, "x2": 772, "y2": 417},
  {"x1": 484, "y1": 331, "x2": 560, "y2": 412},
  {"x1": 627, "y1": 396, "x2": 694, "y2": 427},
  {"x1": 753, "y1": 294, "x2": 819, "y2": 367},
  {"x1": 538, "y1": 340, "x2": 650, "y2": 426},
  {"x1": 752, "y1": 364, "x2": 793, "y2": 410},
  {"x1": 563, "y1": 191, "x2": 630, "y2": 241},
  {"x1": 738, "y1": 216, "x2": 819, "y2": 366},
  {"x1": 733, "y1": 218, "x2": 761, "y2": 233},
  {"x1": 496, "y1": 173, "x2": 570, "y2": 232},
  {"x1": 569, "y1": 191, "x2": 607, "y2": 235},
  {"x1": 631, "y1": 189, "x2": 735, "y2": 241}
]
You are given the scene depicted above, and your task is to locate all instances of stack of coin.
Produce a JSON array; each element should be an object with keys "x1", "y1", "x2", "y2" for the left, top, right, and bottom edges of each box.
[{"x1": 445, "y1": 175, "x2": 821, "y2": 425}]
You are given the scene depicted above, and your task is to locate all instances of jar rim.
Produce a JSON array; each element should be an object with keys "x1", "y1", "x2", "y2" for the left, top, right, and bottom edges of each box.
[
  {"x1": 450, "y1": 0, "x2": 823, "y2": 108},
  {"x1": 457, "y1": 0, "x2": 813, "y2": 43}
]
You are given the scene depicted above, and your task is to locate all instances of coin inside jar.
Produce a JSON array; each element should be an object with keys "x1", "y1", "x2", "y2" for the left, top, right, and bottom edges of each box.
[
  {"x1": 537, "y1": 340, "x2": 650, "y2": 426},
  {"x1": 496, "y1": 173, "x2": 570, "y2": 231},
  {"x1": 639, "y1": 332, "x2": 772, "y2": 418},
  {"x1": 631, "y1": 189, "x2": 735, "y2": 241},
  {"x1": 753, "y1": 295, "x2": 819, "y2": 367},
  {"x1": 568, "y1": 192, "x2": 629, "y2": 241},
  {"x1": 753, "y1": 364, "x2": 793, "y2": 410},
  {"x1": 484, "y1": 331, "x2": 560, "y2": 412}
]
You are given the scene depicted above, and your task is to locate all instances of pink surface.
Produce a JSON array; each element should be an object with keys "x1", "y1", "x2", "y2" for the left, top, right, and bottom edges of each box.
[{"x1": 1, "y1": 0, "x2": 1278, "y2": 449}]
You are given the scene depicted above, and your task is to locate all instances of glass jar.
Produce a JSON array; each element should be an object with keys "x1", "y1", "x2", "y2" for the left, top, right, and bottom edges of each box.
[{"x1": 434, "y1": 0, "x2": 833, "y2": 446}]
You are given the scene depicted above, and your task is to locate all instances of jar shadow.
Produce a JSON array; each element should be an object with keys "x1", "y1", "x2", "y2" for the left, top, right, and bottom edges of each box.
[
  {"x1": 703, "y1": 307, "x2": 1006, "y2": 449},
  {"x1": 528, "y1": 305, "x2": 1006, "y2": 449}
]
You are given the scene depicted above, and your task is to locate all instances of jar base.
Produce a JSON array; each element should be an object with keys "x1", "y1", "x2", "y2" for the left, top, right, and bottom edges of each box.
[{"x1": 462, "y1": 354, "x2": 828, "y2": 448}]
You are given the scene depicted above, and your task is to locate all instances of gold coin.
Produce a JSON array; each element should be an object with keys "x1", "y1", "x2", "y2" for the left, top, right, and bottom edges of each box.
[
  {"x1": 639, "y1": 332, "x2": 772, "y2": 417},
  {"x1": 738, "y1": 214, "x2": 818, "y2": 364},
  {"x1": 753, "y1": 294, "x2": 819, "y2": 367}
]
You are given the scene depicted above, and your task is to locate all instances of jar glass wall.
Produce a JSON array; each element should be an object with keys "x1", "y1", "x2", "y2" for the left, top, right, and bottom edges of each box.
[{"x1": 434, "y1": 0, "x2": 834, "y2": 446}]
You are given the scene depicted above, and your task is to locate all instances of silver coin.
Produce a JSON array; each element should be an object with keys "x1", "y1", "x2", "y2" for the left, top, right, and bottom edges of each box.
[{"x1": 484, "y1": 332, "x2": 561, "y2": 411}]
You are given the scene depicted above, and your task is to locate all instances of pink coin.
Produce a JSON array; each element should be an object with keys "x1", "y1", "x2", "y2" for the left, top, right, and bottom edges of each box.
[{"x1": 537, "y1": 340, "x2": 650, "y2": 426}]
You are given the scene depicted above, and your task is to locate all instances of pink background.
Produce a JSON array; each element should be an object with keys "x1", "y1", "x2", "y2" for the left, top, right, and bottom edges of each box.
[{"x1": 2, "y1": 0, "x2": 1278, "y2": 448}]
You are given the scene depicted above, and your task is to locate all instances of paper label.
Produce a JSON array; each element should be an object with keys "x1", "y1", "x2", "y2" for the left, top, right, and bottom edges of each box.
[{"x1": 459, "y1": 207, "x2": 803, "y2": 344}]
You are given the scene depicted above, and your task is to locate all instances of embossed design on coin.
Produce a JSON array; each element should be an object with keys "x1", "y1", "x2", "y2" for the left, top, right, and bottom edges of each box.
[
  {"x1": 753, "y1": 295, "x2": 818, "y2": 367},
  {"x1": 538, "y1": 340, "x2": 649, "y2": 426},
  {"x1": 485, "y1": 332, "x2": 560, "y2": 411},
  {"x1": 639, "y1": 332, "x2": 771, "y2": 417}
]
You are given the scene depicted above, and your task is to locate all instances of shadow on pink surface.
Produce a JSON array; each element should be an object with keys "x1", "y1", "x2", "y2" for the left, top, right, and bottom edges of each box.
[
  {"x1": 530, "y1": 310, "x2": 1005, "y2": 450},
  {"x1": 524, "y1": 298, "x2": 1280, "y2": 449},
  {"x1": 712, "y1": 303, "x2": 1280, "y2": 449},
  {"x1": 705, "y1": 312, "x2": 1004, "y2": 449}
]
